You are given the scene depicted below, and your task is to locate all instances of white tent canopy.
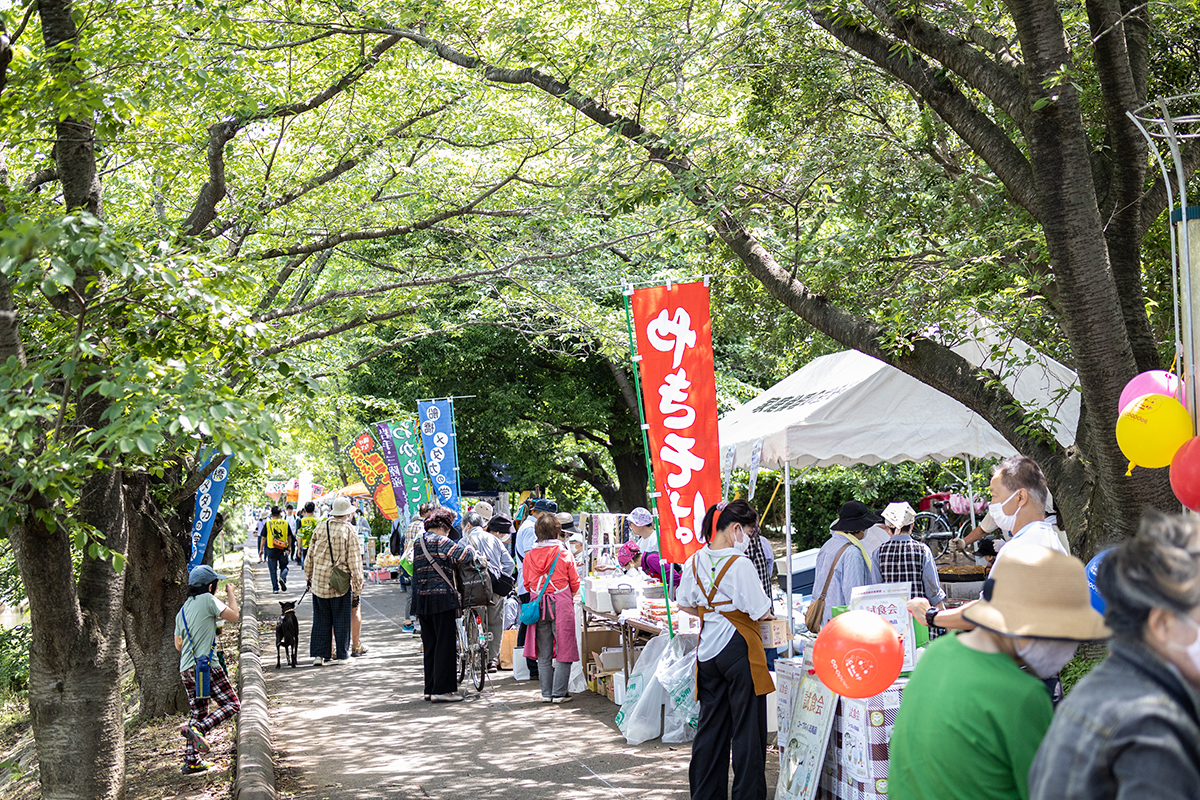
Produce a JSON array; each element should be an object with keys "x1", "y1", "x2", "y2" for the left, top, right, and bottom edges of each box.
[{"x1": 719, "y1": 322, "x2": 1080, "y2": 470}]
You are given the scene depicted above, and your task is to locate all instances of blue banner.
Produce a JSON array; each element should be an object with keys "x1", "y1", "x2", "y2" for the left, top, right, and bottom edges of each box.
[
  {"x1": 417, "y1": 399, "x2": 461, "y2": 527},
  {"x1": 188, "y1": 453, "x2": 233, "y2": 570}
]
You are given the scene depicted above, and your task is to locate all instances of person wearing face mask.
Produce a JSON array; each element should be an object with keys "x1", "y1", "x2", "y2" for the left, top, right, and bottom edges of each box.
[
  {"x1": 1029, "y1": 512, "x2": 1200, "y2": 799},
  {"x1": 809, "y1": 500, "x2": 881, "y2": 630},
  {"x1": 889, "y1": 545, "x2": 1107, "y2": 800},
  {"x1": 677, "y1": 500, "x2": 775, "y2": 800}
]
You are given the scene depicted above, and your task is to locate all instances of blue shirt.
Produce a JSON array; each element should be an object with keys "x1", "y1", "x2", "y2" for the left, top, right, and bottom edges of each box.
[{"x1": 811, "y1": 533, "x2": 872, "y2": 627}]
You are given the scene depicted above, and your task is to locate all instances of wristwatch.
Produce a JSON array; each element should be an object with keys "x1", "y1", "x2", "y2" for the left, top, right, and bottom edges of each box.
[{"x1": 925, "y1": 606, "x2": 940, "y2": 629}]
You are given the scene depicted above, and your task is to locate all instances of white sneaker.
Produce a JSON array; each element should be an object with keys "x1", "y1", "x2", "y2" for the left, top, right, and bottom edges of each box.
[{"x1": 311, "y1": 658, "x2": 323, "y2": 667}]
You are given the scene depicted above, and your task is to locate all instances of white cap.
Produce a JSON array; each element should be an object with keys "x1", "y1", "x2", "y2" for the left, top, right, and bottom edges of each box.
[
  {"x1": 882, "y1": 501, "x2": 917, "y2": 529},
  {"x1": 629, "y1": 507, "x2": 653, "y2": 527}
]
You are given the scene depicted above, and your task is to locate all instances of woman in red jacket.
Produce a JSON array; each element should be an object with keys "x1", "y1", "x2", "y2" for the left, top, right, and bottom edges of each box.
[{"x1": 522, "y1": 513, "x2": 581, "y2": 702}]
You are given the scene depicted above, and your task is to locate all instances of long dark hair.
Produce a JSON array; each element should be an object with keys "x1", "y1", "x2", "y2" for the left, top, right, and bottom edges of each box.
[{"x1": 698, "y1": 500, "x2": 758, "y2": 545}]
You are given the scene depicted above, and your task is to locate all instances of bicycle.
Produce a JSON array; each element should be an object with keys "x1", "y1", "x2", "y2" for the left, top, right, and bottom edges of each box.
[
  {"x1": 911, "y1": 493, "x2": 986, "y2": 558},
  {"x1": 456, "y1": 604, "x2": 489, "y2": 693}
]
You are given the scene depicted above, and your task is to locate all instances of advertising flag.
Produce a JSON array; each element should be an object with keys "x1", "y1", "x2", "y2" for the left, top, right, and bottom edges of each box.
[
  {"x1": 188, "y1": 453, "x2": 233, "y2": 570},
  {"x1": 373, "y1": 421, "x2": 409, "y2": 514},
  {"x1": 345, "y1": 430, "x2": 400, "y2": 520},
  {"x1": 632, "y1": 281, "x2": 721, "y2": 564},
  {"x1": 417, "y1": 399, "x2": 462, "y2": 526},
  {"x1": 387, "y1": 418, "x2": 432, "y2": 515}
]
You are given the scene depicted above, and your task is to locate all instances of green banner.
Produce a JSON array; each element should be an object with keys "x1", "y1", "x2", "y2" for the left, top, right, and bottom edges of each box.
[{"x1": 385, "y1": 419, "x2": 432, "y2": 515}]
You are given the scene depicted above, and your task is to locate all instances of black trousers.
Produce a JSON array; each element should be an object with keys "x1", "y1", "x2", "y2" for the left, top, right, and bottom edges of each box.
[
  {"x1": 515, "y1": 591, "x2": 539, "y2": 676},
  {"x1": 418, "y1": 609, "x2": 458, "y2": 695},
  {"x1": 310, "y1": 590, "x2": 352, "y2": 660},
  {"x1": 690, "y1": 632, "x2": 768, "y2": 800}
]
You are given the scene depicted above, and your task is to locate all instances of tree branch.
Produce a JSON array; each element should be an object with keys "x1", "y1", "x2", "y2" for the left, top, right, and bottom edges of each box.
[{"x1": 257, "y1": 304, "x2": 420, "y2": 357}]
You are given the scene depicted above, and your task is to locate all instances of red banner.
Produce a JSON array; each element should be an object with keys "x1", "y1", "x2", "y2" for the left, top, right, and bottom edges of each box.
[
  {"x1": 345, "y1": 431, "x2": 399, "y2": 521},
  {"x1": 632, "y1": 282, "x2": 721, "y2": 564}
]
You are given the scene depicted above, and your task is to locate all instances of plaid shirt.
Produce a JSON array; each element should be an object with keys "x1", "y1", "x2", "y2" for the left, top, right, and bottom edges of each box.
[
  {"x1": 747, "y1": 530, "x2": 773, "y2": 595},
  {"x1": 303, "y1": 517, "x2": 364, "y2": 598},
  {"x1": 870, "y1": 534, "x2": 947, "y2": 606}
]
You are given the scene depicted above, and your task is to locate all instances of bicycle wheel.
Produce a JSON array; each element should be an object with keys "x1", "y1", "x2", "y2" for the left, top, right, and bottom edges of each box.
[
  {"x1": 457, "y1": 616, "x2": 468, "y2": 684},
  {"x1": 912, "y1": 512, "x2": 952, "y2": 558},
  {"x1": 463, "y1": 611, "x2": 485, "y2": 691}
]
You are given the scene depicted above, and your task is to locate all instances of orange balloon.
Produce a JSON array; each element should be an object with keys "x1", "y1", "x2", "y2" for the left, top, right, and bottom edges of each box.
[{"x1": 812, "y1": 610, "x2": 904, "y2": 698}]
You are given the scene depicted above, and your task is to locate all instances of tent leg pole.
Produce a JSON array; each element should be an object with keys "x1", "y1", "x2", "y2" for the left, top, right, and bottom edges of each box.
[
  {"x1": 965, "y1": 455, "x2": 976, "y2": 529},
  {"x1": 784, "y1": 462, "x2": 793, "y2": 658}
]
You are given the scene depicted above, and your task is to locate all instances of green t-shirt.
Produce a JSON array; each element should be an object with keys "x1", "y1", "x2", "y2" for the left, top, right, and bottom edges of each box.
[
  {"x1": 174, "y1": 594, "x2": 227, "y2": 673},
  {"x1": 888, "y1": 632, "x2": 1054, "y2": 800}
]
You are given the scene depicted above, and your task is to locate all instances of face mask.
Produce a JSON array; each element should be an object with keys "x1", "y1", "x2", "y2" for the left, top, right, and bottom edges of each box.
[
  {"x1": 988, "y1": 491, "x2": 1021, "y2": 534},
  {"x1": 1016, "y1": 638, "x2": 1079, "y2": 678},
  {"x1": 731, "y1": 526, "x2": 750, "y2": 554},
  {"x1": 1165, "y1": 614, "x2": 1200, "y2": 674}
]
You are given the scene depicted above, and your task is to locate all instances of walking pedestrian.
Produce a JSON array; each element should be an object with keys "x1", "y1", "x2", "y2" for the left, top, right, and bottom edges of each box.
[
  {"x1": 676, "y1": 500, "x2": 775, "y2": 800},
  {"x1": 523, "y1": 513, "x2": 581, "y2": 702},
  {"x1": 174, "y1": 565, "x2": 240, "y2": 775},
  {"x1": 303, "y1": 496, "x2": 364, "y2": 664},
  {"x1": 296, "y1": 501, "x2": 317, "y2": 567},
  {"x1": 262, "y1": 506, "x2": 292, "y2": 593},
  {"x1": 413, "y1": 507, "x2": 478, "y2": 702},
  {"x1": 1029, "y1": 512, "x2": 1200, "y2": 799},
  {"x1": 465, "y1": 511, "x2": 514, "y2": 671}
]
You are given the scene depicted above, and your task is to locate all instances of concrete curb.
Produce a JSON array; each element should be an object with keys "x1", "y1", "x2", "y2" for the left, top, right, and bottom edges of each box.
[{"x1": 236, "y1": 553, "x2": 277, "y2": 800}]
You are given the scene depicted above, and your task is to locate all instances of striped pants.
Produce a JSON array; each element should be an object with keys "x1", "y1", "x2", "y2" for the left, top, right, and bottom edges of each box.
[{"x1": 181, "y1": 660, "x2": 240, "y2": 766}]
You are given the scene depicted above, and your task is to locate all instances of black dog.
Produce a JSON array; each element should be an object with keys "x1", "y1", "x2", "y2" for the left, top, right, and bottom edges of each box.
[{"x1": 276, "y1": 601, "x2": 299, "y2": 668}]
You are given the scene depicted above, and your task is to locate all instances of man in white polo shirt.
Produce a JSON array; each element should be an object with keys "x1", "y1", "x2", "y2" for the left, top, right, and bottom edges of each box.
[{"x1": 910, "y1": 456, "x2": 1068, "y2": 632}]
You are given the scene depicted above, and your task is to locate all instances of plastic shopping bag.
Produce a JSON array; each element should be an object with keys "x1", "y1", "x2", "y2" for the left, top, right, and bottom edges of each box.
[
  {"x1": 656, "y1": 635, "x2": 700, "y2": 729},
  {"x1": 513, "y1": 647, "x2": 530, "y2": 681},
  {"x1": 569, "y1": 603, "x2": 587, "y2": 694},
  {"x1": 615, "y1": 633, "x2": 671, "y2": 745},
  {"x1": 662, "y1": 702, "x2": 695, "y2": 744}
]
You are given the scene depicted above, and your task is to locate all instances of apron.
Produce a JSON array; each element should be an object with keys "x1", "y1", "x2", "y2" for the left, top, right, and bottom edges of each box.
[
  {"x1": 694, "y1": 556, "x2": 775, "y2": 696},
  {"x1": 524, "y1": 587, "x2": 580, "y2": 662}
]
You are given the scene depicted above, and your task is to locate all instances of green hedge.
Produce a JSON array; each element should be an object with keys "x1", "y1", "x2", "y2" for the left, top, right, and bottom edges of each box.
[{"x1": 0, "y1": 625, "x2": 30, "y2": 694}]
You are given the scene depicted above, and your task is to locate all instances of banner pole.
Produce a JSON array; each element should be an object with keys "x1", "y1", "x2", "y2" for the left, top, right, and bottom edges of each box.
[
  {"x1": 785, "y1": 461, "x2": 793, "y2": 657},
  {"x1": 623, "y1": 286, "x2": 674, "y2": 637},
  {"x1": 449, "y1": 399, "x2": 463, "y2": 517}
]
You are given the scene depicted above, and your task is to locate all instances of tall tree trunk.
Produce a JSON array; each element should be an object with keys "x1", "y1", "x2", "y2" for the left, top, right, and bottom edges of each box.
[
  {"x1": 612, "y1": 448, "x2": 648, "y2": 512},
  {"x1": 122, "y1": 474, "x2": 189, "y2": 718},
  {"x1": 10, "y1": 467, "x2": 129, "y2": 800}
]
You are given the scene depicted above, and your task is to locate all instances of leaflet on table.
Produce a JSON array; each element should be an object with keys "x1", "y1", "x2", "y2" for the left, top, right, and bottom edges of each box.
[
  {"x1": 849, "y1": 582, "x2": 916, "y2": 672},
  {"x1": 777, "y1": 673, "x2": 837, "y2": 800}
]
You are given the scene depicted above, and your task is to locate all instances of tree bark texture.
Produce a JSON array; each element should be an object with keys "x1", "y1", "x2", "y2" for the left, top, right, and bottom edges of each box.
[{"x1": 122, "y1": 474, "x2": 189, "y2": 718}]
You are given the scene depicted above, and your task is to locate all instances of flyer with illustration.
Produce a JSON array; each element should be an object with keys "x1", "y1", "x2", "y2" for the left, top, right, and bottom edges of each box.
[
  {"x1": 850, "y1": 582, "x2": 916, "y2": 671},
  {"x1": 776, "y1": 676, "x2": 837, "y2": 800}
]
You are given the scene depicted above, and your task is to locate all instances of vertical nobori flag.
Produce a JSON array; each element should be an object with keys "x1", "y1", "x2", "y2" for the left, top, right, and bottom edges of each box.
[
  {"x1": 373, "y1": 421, "x2": 409, "y2": 515},
  {"x1": 417, "y1": 399, "x2": 461, "y2": 527},
  {"x1": 345, "y1": 431, "x2": 400, "y2": 520},
  {"x1": 387, "y1": 418, "x2": 432, "y2": 516},
  {"x1": 188, "y1": 453, "x2": 233, "y2": 570},
  {"x1": 632, "y1": 281, "x2": 720, "y2": 564}
]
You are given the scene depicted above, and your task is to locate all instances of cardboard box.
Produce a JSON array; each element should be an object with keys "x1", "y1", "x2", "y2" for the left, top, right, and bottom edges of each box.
[
  {"x1": 761, "y1": 618, "x2": 790, "y2": 648},
  {"x1": 584, "y1": 628, "x2": 622, "y2": 665},
  {"x1": 819, "y1": 678, "x2": 907, "y2": 799},
  {"x1": 598, "y1": 648, "x2": 625, "y2": 672}
]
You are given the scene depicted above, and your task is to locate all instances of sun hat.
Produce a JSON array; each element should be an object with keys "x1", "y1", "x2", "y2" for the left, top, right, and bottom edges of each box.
[
  {"x1": 830, "y1": 500, "x2": 883, "y2": 533},
  {"x1": 331, "y1": 496, "x2": 354, "y2": 517},
  {"x1": 882, "y1": 501, "x2": 917, "y2": 530},
  {"x1": 962, "y1": 545, "x2": 1111, "y2": 640},
  {"x1": 629, "y1": 507, "x2": 653, "y2": 527},
  {"x1": 556, "y1": 512, "x2": 577, "y2": 532},
  {"x1": 472, "y1": 500, "x2": 494, "y2": 519},
  {"x1": 618, "y1": 541, "x2": 641, "y2": 568},
  {"x1": 485, "y1": 514, "x2": 514, "y2": 536},
  {"x1": 532, "y1": 499, "x2": 558, "y2": 514},
  {"x1": 188, "y1": 564, "x2": 228, "y2": 587}
]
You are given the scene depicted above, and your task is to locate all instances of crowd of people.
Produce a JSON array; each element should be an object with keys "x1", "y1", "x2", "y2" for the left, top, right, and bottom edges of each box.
[{"x1": 171, "y1": 456, "x2": 1200, "y2": 796}]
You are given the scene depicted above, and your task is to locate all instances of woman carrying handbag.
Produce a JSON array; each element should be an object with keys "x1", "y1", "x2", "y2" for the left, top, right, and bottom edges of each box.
[{"x1": 522, "y1": 514, "x2": 581, "y2": 703}]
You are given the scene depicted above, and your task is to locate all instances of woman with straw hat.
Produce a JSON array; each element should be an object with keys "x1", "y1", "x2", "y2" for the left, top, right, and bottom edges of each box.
[
  {"x1": 890, "y1": 545, "x2": 1108, "y2": 800},
  {"x1": 1029, "y1": 512, "x2": 1200, "y2": 799}
]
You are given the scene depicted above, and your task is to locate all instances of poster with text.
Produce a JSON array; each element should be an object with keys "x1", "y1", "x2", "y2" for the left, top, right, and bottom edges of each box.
[
  {"x1": 373, "y1": 421, "x2": 410, "y2": 515},
  {"x1": 345, "y1": 430, "x2": 400, "y2": 520},
  {"x1": 189, "y1": 453, "x2": 233, "y2": 570},
  {"x1": 776, "y1": 676, "x2": 837, "y2": 800},
  {"x1": 632, "y1": 281, "x2": 720, "y2": 564},
  {"x1": 417, "y1": 399, "x2": 461, "y2": 526},
  {"x1": 850, "y1": 582, "x2": 917, "y2": 672},
  {"x1": 387, "y1": 418, "x2": 432, "y2": 516}
]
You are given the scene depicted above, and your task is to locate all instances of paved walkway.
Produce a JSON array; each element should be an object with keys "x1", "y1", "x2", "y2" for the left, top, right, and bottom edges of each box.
[{"x1": 251, "y1": 562, "x2": 776, "y2": 800}]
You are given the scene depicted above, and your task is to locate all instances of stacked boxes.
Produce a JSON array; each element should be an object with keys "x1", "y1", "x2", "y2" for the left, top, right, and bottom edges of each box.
[{"x1": 819, "y1": 679, "x2": 907, "y2": 799}]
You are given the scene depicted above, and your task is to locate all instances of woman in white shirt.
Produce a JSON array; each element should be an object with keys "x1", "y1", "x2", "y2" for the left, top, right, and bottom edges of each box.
[{"x1": 677, "y1": 500, "x2": 775, "y2": 800}]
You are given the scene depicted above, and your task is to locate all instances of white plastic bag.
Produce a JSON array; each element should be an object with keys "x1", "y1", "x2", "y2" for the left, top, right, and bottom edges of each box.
[
  {"x1": 512, "y1": 647, "x2": 530, "y2": 681},
  {"x1": 662, "y1": 702, "x2": 696, "y2": 743},
  {"x1": 569, "y1": 601, "x2": 587, "y2": 693},
  {"x1": 656, "y1": 635, "x2": 700, "y2": 729},
  {"x1": 616, "y1": 633, "x2": 671, "y2": 745}
]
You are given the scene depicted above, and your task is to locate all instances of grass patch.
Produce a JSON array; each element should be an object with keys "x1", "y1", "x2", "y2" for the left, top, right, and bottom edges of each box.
[{"x1": 1061, "y1": 652, "x2": 1103, "y2": 695}]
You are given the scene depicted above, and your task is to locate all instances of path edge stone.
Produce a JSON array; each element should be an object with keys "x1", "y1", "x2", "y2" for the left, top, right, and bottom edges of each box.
[{"x1": 235, "y1": 552, "x2": 277, "y2": 800}]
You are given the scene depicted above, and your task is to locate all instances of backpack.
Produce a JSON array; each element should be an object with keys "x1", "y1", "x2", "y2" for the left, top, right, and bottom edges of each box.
[{"x1": 266, "y1": 518, "x2": 290, "y2": 550}]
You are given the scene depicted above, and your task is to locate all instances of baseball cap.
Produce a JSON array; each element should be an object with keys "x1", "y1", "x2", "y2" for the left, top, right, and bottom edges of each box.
[{"x1": 188, "y1": 564, "x2": 228, "y2": 587}]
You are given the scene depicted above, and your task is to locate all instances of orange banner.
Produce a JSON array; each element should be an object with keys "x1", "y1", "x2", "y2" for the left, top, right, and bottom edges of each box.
[
  {"x1": 345, "y1": 431, "x2": 399, "y2": 521},
  {"x1": 632, "y1": 282, "x2": 720, "y2": 564}
]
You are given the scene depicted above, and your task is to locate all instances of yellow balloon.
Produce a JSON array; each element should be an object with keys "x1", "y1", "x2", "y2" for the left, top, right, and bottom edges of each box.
[{"x1": 1116, "y1": 393, "x2": 1194, "y2": 470}]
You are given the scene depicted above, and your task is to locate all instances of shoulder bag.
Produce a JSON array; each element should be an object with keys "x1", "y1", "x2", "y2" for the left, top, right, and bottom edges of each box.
[
  {"x1": 804, "y1": 542, "x2": 853, "y2": 633},
  {"x1": 418, "y1": 533, "x2": 490, "y2": 608},
  {"x1": 519, "y1": 549, "x2": 561, "y2": 626},
  {"x1": 469, "y1": 533, "x2": 514, "y2": 597},
  {"x1": 325, "y1": 521, "x2": 352, "y2": 596}
]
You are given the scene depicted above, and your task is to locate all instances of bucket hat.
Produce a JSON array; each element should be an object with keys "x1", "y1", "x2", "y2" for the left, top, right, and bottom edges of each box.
[
  {"x1": 531, "y1": 499, "x2": 558, "y2": 514},
  {"x1": 485, "y1": 514, "x2": 514, "y2": 535},
  {"x1": 331, "y1": 496, "x2": 354, "y2": 517},
  {"x1": 556, "y1": 512, "x2": 577, "y2": 532},
  {"x1": 962, "y1": 545, "x2": 1110, "y2": 640},
  {"x1": 831, "y1": 501, "x2": 883, "y2": 533}
]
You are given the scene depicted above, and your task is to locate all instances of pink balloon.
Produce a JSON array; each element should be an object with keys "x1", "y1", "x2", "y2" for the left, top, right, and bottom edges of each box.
[{"x1": 1120, "y1": 371, "x2": 1183, "y2": 412}]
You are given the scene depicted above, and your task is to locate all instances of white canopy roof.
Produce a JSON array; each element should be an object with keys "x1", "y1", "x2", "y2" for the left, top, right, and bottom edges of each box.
[{"x1": 718, "y1": 322, "x2": 1080, "y2": 470}]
